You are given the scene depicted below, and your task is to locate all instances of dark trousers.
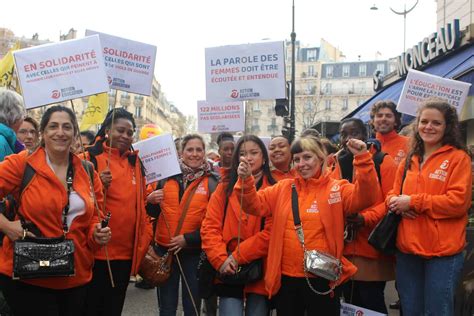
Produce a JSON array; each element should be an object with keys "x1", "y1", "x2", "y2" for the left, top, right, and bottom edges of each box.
[
  {"x1": 274, "y1": 275, "x2": 341, "y2": 316},
  {"x1": 156, "y1": 248, "x2": 201, "y2": 316},
  {"x1": 0, "y1": 273, "x2": 87, "y2": 316},
  {"x1": 84, "y1": 260, "x2": 132, "y2": 316},
  {"x1": 342, "y1": 280, "x2": 388, "y2": 314}
]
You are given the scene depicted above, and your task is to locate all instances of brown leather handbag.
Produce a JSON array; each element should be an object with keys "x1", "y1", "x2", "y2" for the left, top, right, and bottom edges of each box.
[{"x1": 139, "y1": 181, "x2": 199, "y2": 286}]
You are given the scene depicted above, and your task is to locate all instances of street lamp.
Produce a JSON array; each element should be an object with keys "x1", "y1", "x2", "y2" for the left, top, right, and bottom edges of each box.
[
  {"x1": 289, "y1": 0, "x2": 296, "y2": 143},
  {"x1": 371, "y1": 0, "x2": 419, "y2": 52}
]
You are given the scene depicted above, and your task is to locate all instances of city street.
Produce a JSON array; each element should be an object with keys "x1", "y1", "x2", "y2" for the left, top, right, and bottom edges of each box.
[{"x1": 122, "y1": 281, "x2": 400, "y2": 315}]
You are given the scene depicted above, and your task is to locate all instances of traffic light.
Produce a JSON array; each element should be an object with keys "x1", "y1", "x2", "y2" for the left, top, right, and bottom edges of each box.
[{"x1": 274, "y1": 98, "x2": 289, "y2": 117}]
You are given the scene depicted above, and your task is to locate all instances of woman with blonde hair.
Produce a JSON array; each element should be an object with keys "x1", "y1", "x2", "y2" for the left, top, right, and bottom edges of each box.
[{"x1": 234, "y1": 135, "x2": 379, "y2": 315}]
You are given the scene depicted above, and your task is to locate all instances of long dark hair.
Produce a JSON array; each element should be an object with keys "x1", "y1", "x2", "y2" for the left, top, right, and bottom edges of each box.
[
  {"x1": 225, "y1": 135, "x2": 276, "y2": 196},
  {"x1": 409, "y1": 99, "x2": 466, "y2": 165}
]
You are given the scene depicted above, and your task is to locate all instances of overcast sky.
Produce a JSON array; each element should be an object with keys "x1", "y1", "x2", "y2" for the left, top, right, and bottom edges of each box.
[{"x1": 1, "y1": 0, "x2": 438, "y2": 115}]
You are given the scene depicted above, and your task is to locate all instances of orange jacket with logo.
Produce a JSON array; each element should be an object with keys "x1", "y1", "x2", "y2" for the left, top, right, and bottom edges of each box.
[
  {"x1": 0, "y1": 148, "x2": 104, "y2": 289},
  {"x1": 235, "y1": 152, "x2": 379, "y2": 297},
  {"x1": 376, "y1": 130, "x2": 409, "y2": 165},
  {"x1": 87, "y1": 144, "x2": 152, "y2": 275},
  {"x1": 201, "y1": 176, "x2": 273, "y2": 296},
  {"x1": 386, "y1": 145, "x2": 472, "y2": 258},
  {"x1": 155, "y1": 175, "x2": 213, "y2": 248},
  {"x1": 330, "y1": 151, "x2": 397, "y2": 259}
]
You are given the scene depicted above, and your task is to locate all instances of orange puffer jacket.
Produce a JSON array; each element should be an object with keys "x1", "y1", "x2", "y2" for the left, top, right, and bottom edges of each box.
[{"x1": 155, "y1": 175, "x2": 214, "y2": 248}]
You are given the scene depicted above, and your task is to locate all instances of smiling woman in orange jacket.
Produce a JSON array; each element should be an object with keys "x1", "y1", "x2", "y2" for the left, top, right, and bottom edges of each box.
[
  {"x1": 387, "y1": 100, "x2": 472, "y2": 316},
  {"x1": 84, "y1": 109, "x2": 152, "y2": 316},
  {"x1": 268, "y1": 135, "x2": 297, "y2": 181},
  {"x1": 0, "y1": 105, "x2": 110, "y2": 316},
  {"x1": 234, "y1": 135, "x2": 379, "y2": 315},
  {"x1": 201, "y1": 135, "x2": 276, "y2": 315},
  {"x1": 154, "y1": 134, "x2": 218, "y2": 316}
]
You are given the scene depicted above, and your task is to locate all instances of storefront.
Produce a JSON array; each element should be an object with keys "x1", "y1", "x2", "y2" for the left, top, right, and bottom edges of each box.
[{"x1": 346, "y1": 20, "x2": 474, "y2": 144}]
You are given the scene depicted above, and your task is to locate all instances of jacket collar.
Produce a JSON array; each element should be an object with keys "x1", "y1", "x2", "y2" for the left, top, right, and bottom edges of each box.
[{"x1": 376, "y1": 130, "x2": 400, "y2": 143}]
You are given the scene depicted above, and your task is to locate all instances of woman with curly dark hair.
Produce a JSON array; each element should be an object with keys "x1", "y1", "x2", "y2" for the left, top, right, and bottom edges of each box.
[{"x1": 387, "y1": 99, "x2": 471, "y2": 316}]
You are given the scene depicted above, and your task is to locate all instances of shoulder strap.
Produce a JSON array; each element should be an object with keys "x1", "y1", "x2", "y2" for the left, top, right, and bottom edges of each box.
[
  {"x1": 81, "y1": 160, "x2": 94, "y2": 185},
  {"x1": 291, "y1": 183, "x2": 305, "y2": 245},
  {"x1": 173, "y1": 180, "x2": 200, "y2": 236},
  {"x1": 20, "y1": 163, "x2": 36, "y2": 194},
  {"x1": 207, "y1": 172, "x2": 219, "y2": 198},
  {"x1": 291, "y1": 183, "x2": 301, "y2": 227},
  {"x1": 372, "y1": 151, "x2": 387, "y2": 186}
]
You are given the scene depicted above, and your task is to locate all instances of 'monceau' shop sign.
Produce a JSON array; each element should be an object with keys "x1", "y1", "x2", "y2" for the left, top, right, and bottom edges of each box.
[{"x1": 396, "y1": 19, "x2": 461, "y2": 77}]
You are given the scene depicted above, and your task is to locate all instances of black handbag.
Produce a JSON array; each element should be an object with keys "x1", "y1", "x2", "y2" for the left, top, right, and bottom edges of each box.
[
  {"x1": 198, "y1": 195, "x2": 265, "y2": 297},
  {"x1": 12, "y1": 158, "x2": 76, "y2": 279},
  {"x1": 197, "y1": 250, "x2": 217, "y2": 299},
  {"x1": 218, "y1": 257, "x2": 263, "y2": 285},
  {"x1": 13, "y1": 236, "x2": 75, "y2": 279},
  {"x1": 368, "y1": 155, "x2": 410, "y2": 255}
]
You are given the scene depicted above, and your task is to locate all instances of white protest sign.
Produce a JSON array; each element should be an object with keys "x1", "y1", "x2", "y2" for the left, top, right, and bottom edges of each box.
[
  {"x1": 205, "y1": 41, "x2": 286, "y2": 102},
  {"x1": 133, "y1": 134, "x2": 181, "y2": 184},
  {"x1": 86, "y1": 30, "x2": 156, "y2": 96},
  {"x1": 14, "y1": 35, "x2": 109, "y2": 109},
  {"x1": 340, "y1": 302, "x2": 386, "y2": 316},
  {"x1": 197, "y1": 100, "x2": 245, "y2": 133},
  {"x1": 397, "y1": 69, "x2": 471, "y2": 116}
]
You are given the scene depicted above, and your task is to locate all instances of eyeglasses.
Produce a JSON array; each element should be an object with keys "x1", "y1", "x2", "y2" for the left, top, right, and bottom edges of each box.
[{"x1": 18, "y1": 129, "x2": 38, "y2": 136}]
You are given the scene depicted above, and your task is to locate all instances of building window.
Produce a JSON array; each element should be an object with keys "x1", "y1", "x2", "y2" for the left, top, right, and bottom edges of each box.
[
  {"x1": 253, "y1": 118, "x2": 258, "y2": 126},
  {"x1": 359, "y1": 64, "x2": 367, "y2": 77},
  {"x1": 135, "y1": 106, "x2": 142, "y2": 118},
  {"x1": 326, "y1": 66, "x2": 333, "y2": 78},
  {"x1": 324, "y1": 83, "x2": 332, "y2": 94},
  {"x1": 307, "y1": 49, "x2": 317, "y2": 61},
  {"x1": 376, "y1": 63, "x2": 385, "y2": 75},
  {"x1": 308, "y1": 65, "x2": 315, "y2": 77},
  {"x1": 271, "y1": 118, "x2": 276, "y2": 125},
  {"x1": 342, "y1": 98, "x2": 348, "y2": 110},
  {"x1": 342, "y1": 65, "x2": 350, "y2": 77},
  {"x1": 253, "y1": 102, "x2": 260, "y2": 111},
  {"x1": 305, "y1": 100, "x2": 313, "y2": 111},
  {"x1": 325, "y1": 100, "x2": 331, "y2": 110},
  {"x1": 357, "y1": 81, "x2": 366, "y2": 94}
]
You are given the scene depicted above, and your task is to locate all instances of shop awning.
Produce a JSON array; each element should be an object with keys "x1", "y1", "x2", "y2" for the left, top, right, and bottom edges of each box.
[{"x1": 345, "y1": 42, "x2": 474, "y2": 123}]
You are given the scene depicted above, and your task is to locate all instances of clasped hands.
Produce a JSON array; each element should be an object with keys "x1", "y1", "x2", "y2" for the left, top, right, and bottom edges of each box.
[{"x1": 388, "y1": 195, "x2": 418, "y2": 219}]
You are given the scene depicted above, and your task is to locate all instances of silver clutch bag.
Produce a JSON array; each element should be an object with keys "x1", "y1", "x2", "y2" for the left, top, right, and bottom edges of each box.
[{"x1": 304, "y1": 250, "x2": 342, "y2": 282}]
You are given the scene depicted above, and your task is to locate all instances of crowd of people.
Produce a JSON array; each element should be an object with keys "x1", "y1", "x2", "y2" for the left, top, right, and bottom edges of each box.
[{"x1": 0, "y1": 85, "x2": 471, "y2": 316}]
